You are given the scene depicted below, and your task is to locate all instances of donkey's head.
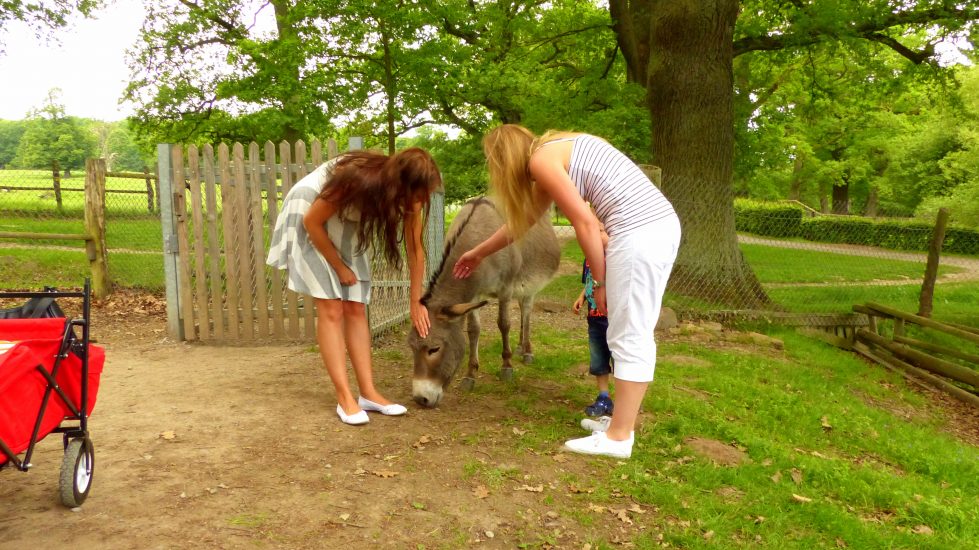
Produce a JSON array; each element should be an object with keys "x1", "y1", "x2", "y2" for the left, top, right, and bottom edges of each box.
[{"x1": 408, "y1": 300, "x2": 488, "y2": 407}]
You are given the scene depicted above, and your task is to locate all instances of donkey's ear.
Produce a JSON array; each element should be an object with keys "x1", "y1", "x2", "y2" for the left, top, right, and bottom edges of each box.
[{"x1": 438, "y1": 300, "x2": 489, "y2": 319}]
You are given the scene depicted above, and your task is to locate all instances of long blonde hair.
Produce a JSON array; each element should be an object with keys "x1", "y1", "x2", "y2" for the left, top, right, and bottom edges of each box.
[
  {"x1": 484, "y1": 125, "x2": 587, "y2": 238},
  {"x1": 483, "y1": 124, "x2": 538, "y2": 239}
]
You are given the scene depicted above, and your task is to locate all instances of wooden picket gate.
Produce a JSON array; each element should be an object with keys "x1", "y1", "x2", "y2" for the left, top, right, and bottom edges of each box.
[{"x1": 157, "y1": 140, "x2": 444, "y2": 342}]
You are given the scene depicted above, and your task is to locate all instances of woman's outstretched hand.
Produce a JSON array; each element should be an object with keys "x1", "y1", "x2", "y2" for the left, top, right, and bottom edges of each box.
[
  {"x1": 453, "y1": 250, "x2": 482, "y2": 279},
  {"x1": 411, "y1": 301, "x2": 431, "y2": 338}
]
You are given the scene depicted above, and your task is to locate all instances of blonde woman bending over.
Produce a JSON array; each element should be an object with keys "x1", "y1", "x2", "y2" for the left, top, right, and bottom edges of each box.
[{"x1": 453, "y1": 125, "x2": 680, "y2": 458}]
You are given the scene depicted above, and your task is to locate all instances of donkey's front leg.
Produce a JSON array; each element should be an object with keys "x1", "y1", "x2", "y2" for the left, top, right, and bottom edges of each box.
[
  {"x1": 460, "y1": 308, "x2": 482, "y2": 392},
  {"x1": 497, "y1": 295, "x2": 514, "y2": 382},
  {"x1": 518, "y1": 295, "x2": 535, "y2": 364}
]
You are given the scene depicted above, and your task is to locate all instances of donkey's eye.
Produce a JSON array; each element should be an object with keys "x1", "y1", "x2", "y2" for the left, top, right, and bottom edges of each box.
[{"x1": 427, "y1": 347, "x2": 441, "y2": 356}]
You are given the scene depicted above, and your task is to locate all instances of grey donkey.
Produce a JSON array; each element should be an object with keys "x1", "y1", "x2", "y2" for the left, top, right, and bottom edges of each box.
[{"x1": 408, "y1": 197, "x2": 560, "y2": 407}]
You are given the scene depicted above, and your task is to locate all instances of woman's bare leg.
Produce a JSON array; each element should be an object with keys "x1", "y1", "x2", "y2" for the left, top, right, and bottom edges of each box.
[
  {"x1": 342, "y1": 300, "x2": 393, "y2": 405},
  {"x1": 605, "y1": 379, "x2": 647, "y2": 441},
  {"x1": 316, "y1": 298, "x2": 359, "y2": 414}
]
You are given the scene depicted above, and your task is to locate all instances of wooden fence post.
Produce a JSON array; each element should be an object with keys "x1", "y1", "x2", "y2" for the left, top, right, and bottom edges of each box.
[
  {"x1": 52, "y1": 160, "x2": 63, "y2": 211},
  {"x1": 157, "y1": 144, "x2": 184, "y2": 340},
  {"x1": 918, "y1": 207, "x2": 949, "y2": 318},
  {"x1": 84, "y1": 158, "x2": 111, "y2": 298},
  {"x1": 639, "y1": 164, "x2": 663, "y2": 186},
  {"x1": 144, "y1": 165, "x2": 155, "y2": 212}
]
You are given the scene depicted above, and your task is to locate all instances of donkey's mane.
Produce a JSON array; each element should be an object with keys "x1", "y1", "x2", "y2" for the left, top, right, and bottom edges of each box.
[{"x1": 421, "y1": 197, "x2": 494, "y2": 305}]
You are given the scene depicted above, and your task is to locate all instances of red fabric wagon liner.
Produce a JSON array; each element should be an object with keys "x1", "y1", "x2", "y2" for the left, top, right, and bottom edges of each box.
[{"x1": 0, "y1": 318, "x2": 104, "y2": 465}]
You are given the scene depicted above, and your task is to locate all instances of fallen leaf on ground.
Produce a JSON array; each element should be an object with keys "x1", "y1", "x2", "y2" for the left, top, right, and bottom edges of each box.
[
  {"x1": 472, "y1": 485, "x2": 490, "y2": 499},
  {"x1": 790, "y1": 468, "x2": 803, "y2": 485},
  {"x1": 820, "y1": 416, "x2": 832, "y2": 430},
  {"x1": 791, "y1": 494, "x2": 812, "y2": 503},
  {"x1": 512, "y1": 427, "x2": 527, "y2": 436}
]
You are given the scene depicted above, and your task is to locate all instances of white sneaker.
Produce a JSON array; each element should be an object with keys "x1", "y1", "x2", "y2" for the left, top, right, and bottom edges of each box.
[
  {"x1": 563, "y1": 431, "x2": 634, "y2": 459},
  {"x1": 580, "y1": 416, "x2": 611, "y2": 432}
]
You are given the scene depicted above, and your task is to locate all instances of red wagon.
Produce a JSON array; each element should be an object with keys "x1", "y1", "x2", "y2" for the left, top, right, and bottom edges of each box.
[{"x1": 0, "y1": 282, "x2": 104, "y2": 507}]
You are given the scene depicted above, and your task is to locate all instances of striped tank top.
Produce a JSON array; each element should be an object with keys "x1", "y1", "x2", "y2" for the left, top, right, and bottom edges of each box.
[{"x1": 546, "y1": 135, "x2": 676, "y2": 236}]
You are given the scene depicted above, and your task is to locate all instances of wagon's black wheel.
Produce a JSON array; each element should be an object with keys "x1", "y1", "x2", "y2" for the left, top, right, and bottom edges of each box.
[{"x1": 59, "y1": 437, "x2": 94, "y2": 507}]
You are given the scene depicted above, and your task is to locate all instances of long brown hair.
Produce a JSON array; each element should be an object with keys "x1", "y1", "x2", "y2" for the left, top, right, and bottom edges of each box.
[{"x1": 318, "y1": 147, "x2": 441, "y2": 268}]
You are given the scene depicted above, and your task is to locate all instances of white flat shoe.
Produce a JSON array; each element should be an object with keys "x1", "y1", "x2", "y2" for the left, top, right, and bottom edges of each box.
[
  {"x1": 358, "y1": 396, "x2": 407, "y2": 416},
  {"x1": 337, "y1": 404, "x2": 369, "y2": 425}
]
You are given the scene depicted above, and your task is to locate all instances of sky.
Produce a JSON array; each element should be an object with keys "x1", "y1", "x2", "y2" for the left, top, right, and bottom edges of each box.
[{"x1": 0, "y1": 2, "x2": 146, "y2": 121}]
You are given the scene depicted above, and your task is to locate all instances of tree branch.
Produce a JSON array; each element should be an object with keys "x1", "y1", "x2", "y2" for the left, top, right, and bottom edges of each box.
[{"x1": 734, "y1": 7, "x2": 979, "y2": 62}]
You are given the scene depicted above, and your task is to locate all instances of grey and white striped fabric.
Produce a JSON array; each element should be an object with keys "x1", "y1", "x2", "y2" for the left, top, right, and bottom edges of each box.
[
  {"x1": 266, "y1": 158, "x2": 373, "y2": 303},
  {"x1": 553, "y1": 135, "x2": 676, "y2": 237}
]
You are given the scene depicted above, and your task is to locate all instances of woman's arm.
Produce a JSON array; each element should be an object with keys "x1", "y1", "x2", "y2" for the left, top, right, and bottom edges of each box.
[
  {"x1": 303, "y1": 197, "x2": 357, "y2": 285},
  {"x1": 405, "y1": 201, "x2": 431, "y2": 337},
  {"x1": 451, "y1": 224, "x2": 509, "y2": 278},
  {"x1": 452, "y1": 191, "x2": 553, "y2": 279}
]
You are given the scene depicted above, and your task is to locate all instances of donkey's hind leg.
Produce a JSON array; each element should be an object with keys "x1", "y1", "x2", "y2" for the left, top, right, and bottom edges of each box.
[
  {"x1": 518, "y1": 294, "x2": 536, "y2": 364},
  {"x1": 460, "y1": 308, "x2": 481, "y2": 392}
]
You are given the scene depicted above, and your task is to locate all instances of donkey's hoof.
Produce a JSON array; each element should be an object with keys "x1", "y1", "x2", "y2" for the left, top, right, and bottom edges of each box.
[
  {"x1": 499, "y1": 367, "x2": 515, "y2": 383},
  {"x1": 460, "y1": 377, "x2": 476, "y2": 392},
  {"x1": 522, "y1": 353, "x2": 534, "y2": 365}
]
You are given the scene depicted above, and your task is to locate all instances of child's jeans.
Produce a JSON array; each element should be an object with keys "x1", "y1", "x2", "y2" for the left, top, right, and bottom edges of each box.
[{"x1": 587, "y1": 315, "x2": 612, "y2": 376}]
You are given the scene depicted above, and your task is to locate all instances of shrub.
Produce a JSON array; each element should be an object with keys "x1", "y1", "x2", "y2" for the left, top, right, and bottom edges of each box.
[{"x1": 734, "y1": 199, "x2": 805, "y2": 238}]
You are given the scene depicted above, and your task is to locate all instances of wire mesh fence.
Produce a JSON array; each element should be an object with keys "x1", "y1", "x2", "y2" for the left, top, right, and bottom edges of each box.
[
  {"x1": 5, "y1": 157, "x2": 978, "y2": 335},
  {"x1": 0, "y1": 164, "x2": 164, "y2": 291},
  {"x1": 662, "y1": 185, "x2": 979, "y2": 326}
]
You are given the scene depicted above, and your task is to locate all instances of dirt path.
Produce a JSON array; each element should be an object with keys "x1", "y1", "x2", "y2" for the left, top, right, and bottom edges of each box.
[{"x1": 0, "y1": 297, "x2": 652, "y2": 549}]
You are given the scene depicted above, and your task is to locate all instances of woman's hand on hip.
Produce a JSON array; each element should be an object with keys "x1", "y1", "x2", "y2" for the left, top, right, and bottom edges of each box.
[
  {"x1": 453, "y1": 250, "x2": 482, "y2": 279},
  {"x1": 336, "y1": 264, "x2": 358, "y2": 286}
]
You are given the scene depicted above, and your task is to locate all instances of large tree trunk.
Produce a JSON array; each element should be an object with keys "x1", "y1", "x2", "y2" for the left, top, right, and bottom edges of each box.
[
  {"x1": 611, "y1": 0, "x2": 769, "y2": 308},
  {"x1": 832, "y1": 182, "x2": 850, "y2": 215}
]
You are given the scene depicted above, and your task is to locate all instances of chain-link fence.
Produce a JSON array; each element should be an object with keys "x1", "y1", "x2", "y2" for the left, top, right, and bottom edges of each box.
[
  {"x1": 663, "y1": 185, "x2": 979, "y2": 326},
  {"x1": 0, "y1": 163, "x2": 164, "y2": 292},
  {"x1": 7, "y1": 158, "x2": 977, "y2": 334}
]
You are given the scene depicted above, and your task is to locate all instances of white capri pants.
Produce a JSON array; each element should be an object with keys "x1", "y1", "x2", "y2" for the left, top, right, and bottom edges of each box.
[{"x1": 605, "y1": 215, "x2": 681, "y2": 383}]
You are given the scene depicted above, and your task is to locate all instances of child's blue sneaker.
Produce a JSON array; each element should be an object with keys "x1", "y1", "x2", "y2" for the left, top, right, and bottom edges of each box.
[{"x1": 584, "y1": 395, "x2": 614, "y2": 417}]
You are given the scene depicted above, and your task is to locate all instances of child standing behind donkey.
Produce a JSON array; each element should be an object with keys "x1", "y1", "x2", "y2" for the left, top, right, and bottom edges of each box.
[{"x1": 573, "y1": 224, "x2": 613, "y2": 430}]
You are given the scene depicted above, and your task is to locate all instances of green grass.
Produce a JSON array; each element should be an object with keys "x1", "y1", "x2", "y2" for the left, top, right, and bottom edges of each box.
[
  {"x1": 0, "y1": 247, "x2": 165, "y2": 291},
  {"x1": 767, "y1": 282, "x2": 979, "y2": 325},
  {"x1": 1, "y1": 168, "x2": 158, "y2": 217},
  {"x1": 466, "y1": 268, "x2": 979, "y2": 549},
  {"x1": 740, "y1": 243, "x2": 961, "y2": 284}
]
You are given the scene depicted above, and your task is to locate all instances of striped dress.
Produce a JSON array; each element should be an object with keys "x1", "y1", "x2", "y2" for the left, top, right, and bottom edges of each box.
[
  {"x1": 265, "y1": 157, "x2": 373, "y2": 303},
  {"x1": 563, "y1": 135, "x2": 676, "y2": 236}
]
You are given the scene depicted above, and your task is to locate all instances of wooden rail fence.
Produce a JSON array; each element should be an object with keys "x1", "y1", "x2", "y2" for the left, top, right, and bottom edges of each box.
[{"x1": 851, "y1": 302, "x2": 979, "y2": 407}]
